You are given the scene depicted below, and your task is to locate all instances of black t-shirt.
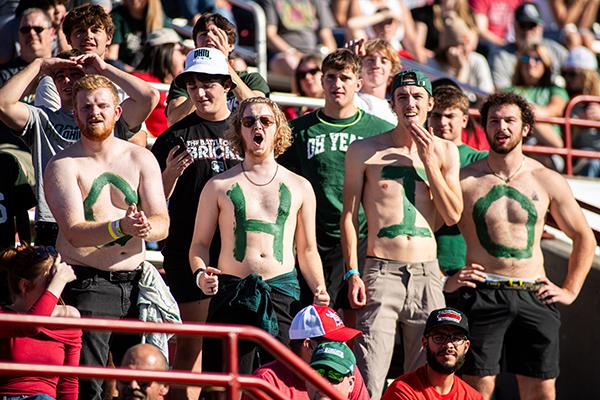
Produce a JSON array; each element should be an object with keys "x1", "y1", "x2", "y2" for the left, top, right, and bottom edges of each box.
[{"x1": 151, "y1": 112, "x2": 241, "y2": 259}]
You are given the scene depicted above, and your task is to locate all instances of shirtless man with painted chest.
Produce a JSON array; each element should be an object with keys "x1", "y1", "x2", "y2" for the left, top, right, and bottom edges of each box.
[
  {"x1": 446, "y1": 92, "x2": 596, "y2": 400},
  {"x1": 44, "y1": 75, "x2": 169, "y2": 400},
  {"x1": 341, "y1": 69, "x2": 463, "y2": 400},
  {"x1": 189, "y1": 97, "x2": 329, "y2": 374}
]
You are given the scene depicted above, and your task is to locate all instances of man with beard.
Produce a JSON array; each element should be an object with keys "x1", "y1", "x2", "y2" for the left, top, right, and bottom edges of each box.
[
  {"x1": 0, "y1": 50, "x2": 158, "y2": 246},
  {"x1": 341, "y1": 69, "x2": 461, "y2": 399},
  {"x1": 118, "y1": 344, "x2": 169, "y2": 400},
  {"x1": 43, "y1": 74, "x2": 169, "y2": 400},
  {"x1": 444, "y1": 92, "x2": 596, "y2": 400},
  {"x1": 382, "y1": 308, "x2": 482, "y2": 400},
  {"x1": 190, "y1": 96, "x2": 329, "y2": 374}
]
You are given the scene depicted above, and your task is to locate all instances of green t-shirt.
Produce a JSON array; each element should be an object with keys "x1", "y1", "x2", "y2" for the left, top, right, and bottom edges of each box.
[
  {"x1": 505, "y1": 85, "x2": 569, "y2": 137},
  {"x1": 435, "y1": 144, "x2": 487, "y2": 273},
  {"x1": 166, "y1": 71, "x2": 271, "y2": 114},
  {"x1": 280, "y1": 109, "x2": 394, "y2": 244},
  {"x1": 110, "y1": 5, "x2": 147, "y2": 66}
]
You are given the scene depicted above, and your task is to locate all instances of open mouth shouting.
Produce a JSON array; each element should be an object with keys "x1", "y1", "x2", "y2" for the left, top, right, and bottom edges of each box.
[
  {"x1": 495, "y1": 132, "x2": 510, "y2": 145},
  {"x1": 253, "y1": 132, "x2": 264, "y2": 146}
]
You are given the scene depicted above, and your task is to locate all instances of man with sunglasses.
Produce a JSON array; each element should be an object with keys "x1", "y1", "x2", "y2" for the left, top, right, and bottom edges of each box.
[
  {"x1": 151, "y1": 46, "x2": 240, "y2": 400},
  {"x1": 191, "y1": 96, "x2": 329, "y2": 375},
  {"x1": 0, "y1": 8, "x2": 53, "y2": 88},
  {"x1": 490, "y1": 2, "x2": 567, "y2": 90},
  {"x1": 307, "y1": 341, "x2": 358, "y2": 400},
  {"x1": 247, "y1": 305, "x2": 369, "y2": 400},
  {"x1": 382, "y1": 308, "x2": 482, "y2": 400}
]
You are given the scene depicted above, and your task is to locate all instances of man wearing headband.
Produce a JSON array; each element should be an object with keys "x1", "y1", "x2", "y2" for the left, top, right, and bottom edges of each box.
[{"x1": 341, "y1": 69, "x2": 461, "y2": 399}]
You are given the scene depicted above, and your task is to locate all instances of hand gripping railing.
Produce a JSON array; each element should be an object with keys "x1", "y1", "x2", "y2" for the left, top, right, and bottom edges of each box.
[{"x1": 0, "y1": 314, "x2": 346, "y2": 400}]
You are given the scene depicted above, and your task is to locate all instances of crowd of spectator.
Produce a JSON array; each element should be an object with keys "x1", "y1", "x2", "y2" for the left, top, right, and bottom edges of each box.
[{"x1": 0, "y1": 0, "x2": 598, "y2": 400}]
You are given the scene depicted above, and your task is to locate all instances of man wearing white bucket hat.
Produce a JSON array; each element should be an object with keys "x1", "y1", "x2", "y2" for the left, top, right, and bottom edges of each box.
[{"x1": 151, "y1": 46, "x2": 241, "y2": 398}]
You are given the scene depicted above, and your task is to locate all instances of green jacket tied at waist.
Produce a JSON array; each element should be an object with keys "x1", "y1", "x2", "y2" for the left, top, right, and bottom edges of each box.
[{"x1": 209, "y1": 270, "x2": 300, "y2": 336}]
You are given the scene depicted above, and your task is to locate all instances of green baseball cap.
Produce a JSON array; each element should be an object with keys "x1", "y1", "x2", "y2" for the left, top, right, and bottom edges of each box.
[
  {"x1": 390, "y1": 69, "x2": 433, "y2": 96},
  {"x1": 310, "y1": 342, "x2": 356, "y2": 375}
]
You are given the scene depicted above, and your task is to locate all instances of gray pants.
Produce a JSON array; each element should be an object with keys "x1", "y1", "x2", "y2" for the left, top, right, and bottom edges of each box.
[{"x1": 355, "y1": 257, "x2": 445, "y2": 400}]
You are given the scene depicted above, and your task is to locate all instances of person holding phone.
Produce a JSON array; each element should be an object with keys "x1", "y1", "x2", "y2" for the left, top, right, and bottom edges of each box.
[{"x1": 150, "y1": 47, "x2": 241, "y2": 400}]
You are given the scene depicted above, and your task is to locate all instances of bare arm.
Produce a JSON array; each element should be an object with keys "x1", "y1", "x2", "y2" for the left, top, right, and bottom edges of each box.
[
  {"x1": 136, "y1": 150, "x2": 170, "y2": 242},
  {"x1": 78, "y1": 54, "x2": 160, "y2": 129},
  {"x1": 533, "y1": 95, "x2": 567, "y2": 118},
  {"x1": 537, "y1": 172, "x2": 596, "y2": 305},
  {"x1": 266, "y1": 25, "x2": 296, "y2": 53},
  {"x1": 189, "y1": 180, "x2": 220, "y2": 274},
  {"x1": 412, "y1": 125, "x2": 463, "y2": 226},
  {"x1": 0, "y1": 58, "x2": 76, "y2": 131},
  {"x1": 106, "y1": 44, "x2": 120, "y2": 61},
  {"x1": 550, "y1": 0, "x2": 588, "y2": 26},
  {"x1": 295, "y1": 179, "x2": 329, "y2": 305},
  {"x1": 340, "y1": 141, "x2": 368, "y2": 308},
  {"x1": 318, "y1": 28, "x2": 337, "y2": 53},
  {"x1": 474, "y1": 13, "x2": 506, "y2": 46},
  {"x1": 166, "y1": 97, "x2": 195, "y2": 127}
]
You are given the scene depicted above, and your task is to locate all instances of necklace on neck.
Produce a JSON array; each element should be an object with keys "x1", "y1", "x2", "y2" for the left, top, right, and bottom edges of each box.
[
  {"x1": 486, "y1": 157, "x2": 525, "y2": 183},
  {"x1": 241, "y1": 161, "x2": 279, "y2": 187}
]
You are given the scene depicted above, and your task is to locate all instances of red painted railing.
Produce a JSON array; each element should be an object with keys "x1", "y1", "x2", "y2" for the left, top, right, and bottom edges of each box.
[
  {"x1": 470, "y1": 94, "x2": 600, "y2": 176},
  {"x1": 0, "y1": 314, "x2": 346, "y2": 400}
]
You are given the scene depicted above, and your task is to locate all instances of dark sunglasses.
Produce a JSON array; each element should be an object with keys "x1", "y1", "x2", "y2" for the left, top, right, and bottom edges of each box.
[
  {"x1": 34, "y1": 246, "x2": 58, "y2": 260},
  {"x1": 562, "y1": 69, "x2": 579, "y2": 78},
  {"x1": 519, "y1": 54, "x2": 542, "y2": 63},
  {"x1": 297, "y1": 67, "x2": 321, "y2": 79},
  {"x1": 19, "y1": 25, "x2": 47, "y2": 34},
  {"x1": 241, "y1": 115, "x2": 275, "y2": 128},
  {"x1": 315, "y1": 368, "x2": 348, "y2": 384},
  {"x1": 518, "y1": 22, "x2": 538, "y2": 31}
]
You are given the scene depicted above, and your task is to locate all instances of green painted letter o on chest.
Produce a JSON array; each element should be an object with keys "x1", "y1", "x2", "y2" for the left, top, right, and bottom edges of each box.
[{"x1": 472, "y1": 185, "x2": 537, "y2": 259}]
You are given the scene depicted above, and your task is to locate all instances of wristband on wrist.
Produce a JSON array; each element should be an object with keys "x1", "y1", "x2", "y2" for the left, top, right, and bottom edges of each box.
[
  {"x1": 193, "y1": 267, "x2": 206, "y2": 288},
  {"x1": 343, "y1": 269, "x2": 360, "y2": 281},
  {"x1": 107, "y1": 220, "x2": 125, "y2": 240}
]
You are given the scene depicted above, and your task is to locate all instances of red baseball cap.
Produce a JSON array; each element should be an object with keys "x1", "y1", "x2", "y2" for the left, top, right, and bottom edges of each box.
[{"x1": 289, "y1": 305, "x2": 362, "y2": 342}]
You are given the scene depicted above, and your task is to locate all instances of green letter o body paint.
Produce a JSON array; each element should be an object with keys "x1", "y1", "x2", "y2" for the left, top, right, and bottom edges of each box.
[
  {"x1": 472, "y1": 185, "x2": 537, "y2": 259},
  {"x1": 377, "y1": 165, "x2": 432, "y2": 238},
  {"x1": 226, "y1": 183, "x2": 291, "y2": 263},
  {"x1": 83, "y1": 172, "x2": 139, "y2": 246}
]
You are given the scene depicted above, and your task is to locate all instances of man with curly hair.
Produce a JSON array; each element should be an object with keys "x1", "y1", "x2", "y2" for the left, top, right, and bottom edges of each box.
[{"x1": 190, "y1": 95, "x2": 329, "y2": 374}]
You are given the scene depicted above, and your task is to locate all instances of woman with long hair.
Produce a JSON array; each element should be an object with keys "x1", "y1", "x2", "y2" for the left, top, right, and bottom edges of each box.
[
  {"x1": 0, "y1": 244, "x2": 80, "y2": 400},
  {"x1": 507, "y1": 43, "x2": 568, "y2": 151},
  {"x1": 108, "y1": 0, "x2": 166, "y2": 70},
  {"x1": 132, "y1": 28, "x2": 187, "y2": 136},
  {"x1": 283, "y1": 53, "x2": 325, "y2": 120}
]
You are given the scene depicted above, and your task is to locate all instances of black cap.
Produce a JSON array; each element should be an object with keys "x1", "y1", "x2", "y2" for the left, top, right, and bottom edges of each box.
[
  {"x1": 515, "y1": 3, "x2": 543, "y2": 25},
  {"x1": 424, "y1": 308, "x2": 469, "y2": 336}
]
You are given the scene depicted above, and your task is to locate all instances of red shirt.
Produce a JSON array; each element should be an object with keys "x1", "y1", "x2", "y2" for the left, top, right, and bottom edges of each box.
[
  {"x1": 462, "y1": 123, "x2": 490, "y2": 151},
  {"x1": 469, "y1": 0, "x2": 523, "y2": 40},
  {"x1": 131, "y1": 71, "x2": 168, "y2": 137},
  {"x1": 0, "y1": 291, "x2": 82, "y2": 400},
  {"x1": 247, "y1": 359, "x2": 371, "y2": 400},
  {"x1": 382, "y1": 365, "x2": 483, "y2": 400}
]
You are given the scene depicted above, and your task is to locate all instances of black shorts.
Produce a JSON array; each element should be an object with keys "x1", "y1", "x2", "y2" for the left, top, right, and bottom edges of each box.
[
  {"x1": 455, "y1": 287, "x2": 560, "y2": 379},
  {"x1": 297, "y1": 237, "x2": 367, "y2": 310},
  {"x1": 162, "y1": 252, "x2": 207, "y2": 303}
]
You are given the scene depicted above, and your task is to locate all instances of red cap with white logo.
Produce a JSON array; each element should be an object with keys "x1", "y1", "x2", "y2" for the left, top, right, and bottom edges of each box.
[{"x1": 289, "y1": 305, "x2": 362, "y2": 342}]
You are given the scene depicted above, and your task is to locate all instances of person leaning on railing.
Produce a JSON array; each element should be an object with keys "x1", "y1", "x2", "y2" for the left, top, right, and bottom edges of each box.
[{"x1": 0, "y1": 244, "x2": 81, "y2": 400}]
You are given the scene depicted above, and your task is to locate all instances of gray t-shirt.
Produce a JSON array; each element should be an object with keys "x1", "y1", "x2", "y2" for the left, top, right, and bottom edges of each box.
[
  {"x1": 262, "y1": 0, "x2": 335, "y2": 53},
  {"x1": 21, "y1": 105, "x2": 131, "y2": 222}
]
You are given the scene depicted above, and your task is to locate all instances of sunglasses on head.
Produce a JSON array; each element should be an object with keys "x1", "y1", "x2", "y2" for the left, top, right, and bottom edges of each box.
[
  {"x1": 518, "y1": 22, "x2": 538, "y2": 30},
  {"x1": 241, "y1": 115, "x2": 275, "y2": 128},
  {"x1": 34, "y1": 246, "x2": 58, "y2": 260},
  {"x1": 315, "y1": 368, "x2": 348, "y2": 384},
  {"x1": 297, "y1": 67, "x2": 321, "y2": 80},
  {"x1": 519, "y1": 54, "x2": 542, "y2": 63},
  {"x1": 19, "y1": 25, "x2": 47, "y2": 34}
]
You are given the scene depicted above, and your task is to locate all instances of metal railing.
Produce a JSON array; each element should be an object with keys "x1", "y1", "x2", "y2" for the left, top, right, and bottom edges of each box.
[
  {"x1": 229, "y1": 0, "x2": 268, "y2": 79},
  {"x1": 0, "y1": 314, "x2": 345, "y2": 400}
]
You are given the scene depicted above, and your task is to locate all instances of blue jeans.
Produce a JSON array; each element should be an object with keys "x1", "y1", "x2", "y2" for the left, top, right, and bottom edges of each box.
[
  {"x1": 63, "y1": 272, "x2": 140, "y2": 400},
  {"x1": 0, "y1": 395, "x2": 56, "y2": 400}
]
